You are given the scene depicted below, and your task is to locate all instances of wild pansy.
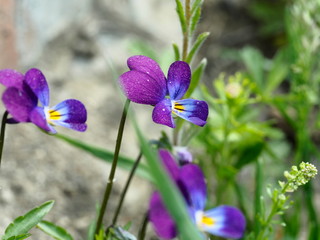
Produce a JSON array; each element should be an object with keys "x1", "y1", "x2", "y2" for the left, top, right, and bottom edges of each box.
[
  {"x1": 149, "y1": 149, "x2": 246, "y2": 239},
  {"x1": 0, "y1": 68, "x2": 87, "y2": 134},
  {"x1": 119, "y1": 55, "x2": 208, "y2": 128}
]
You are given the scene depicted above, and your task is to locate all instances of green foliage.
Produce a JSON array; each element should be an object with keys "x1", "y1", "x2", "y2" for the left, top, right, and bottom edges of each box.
[
  {"x1": 186, "y1": 32, "x2": 210, "y2": 64},
  {"x1": 184, "y1": 58, "x2": 207, "y2": 98},
  {"x1": 55, "y1": 134, "x2": 152, "y2": 181},
  {"x1": 2, "y1": 201, "x2": 54, "y2": 240},
  {"x1": 37, "y1": 221, "x2": 73, "y2": 240},
  {"x1": 175, "y1": 0, "x2": 187, "y2": 34}
]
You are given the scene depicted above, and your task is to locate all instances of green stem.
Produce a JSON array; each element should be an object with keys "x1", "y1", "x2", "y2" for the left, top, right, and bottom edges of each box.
[
  {"x1": 0, "y1": 111, "x2": 8, "y2": 166},
  {"x1": 112, "y1": 151, "x2": 143, "y2": 225},
  {"x1": 182, "y1": 0, "x2": 191, "y2": 61},
  {"x1": 173, "y1": 0, "x2": 191, "y2": 145},
  {"x1": 94, "y1": 99, "x2": 130, "y2": 237},
  {"x1": 254, "y1": 158, "x2": 263, "y2": 235},
  {"x1": 138, "y1": 212, "x2": 149, "y2": 240},
  {"x1": 257, "y1": 180, "x2": 292, "y2": 239}
]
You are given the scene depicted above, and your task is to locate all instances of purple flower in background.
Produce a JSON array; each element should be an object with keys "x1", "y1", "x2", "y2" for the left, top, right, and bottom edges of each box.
[
  {"x1": 149, "y1": 149, "x2": 246, "y2": 239},
  {"x1": 119, "y1": 55, "x2": 208, "y2": 128},
  {"x1": 0, "y1": 68, "x2": 87, "y2": 134}
]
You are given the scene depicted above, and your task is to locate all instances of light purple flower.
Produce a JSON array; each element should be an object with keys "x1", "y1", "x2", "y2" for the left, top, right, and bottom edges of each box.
[
  {"x1": 119, "y1": 55, "x2": 208, "y2": 128},
  {"x1": 149, "y1": 149, "x2": 246, "y2": 239},
  {"x1": 0, "y1": 68, "x2": 87, "y2": 134}
]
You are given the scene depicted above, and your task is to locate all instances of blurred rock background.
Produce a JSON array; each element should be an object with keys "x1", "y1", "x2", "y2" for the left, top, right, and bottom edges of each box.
[{"x1": 0, "y1": 0, "x2": 259, "y2": 239}]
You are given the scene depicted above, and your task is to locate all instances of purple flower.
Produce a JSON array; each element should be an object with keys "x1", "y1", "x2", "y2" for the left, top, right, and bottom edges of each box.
[
  {"x1": 149, "y1": 149, "x2": 246, "y2": 239},
  {"x1": 0, "y1": 68, "x2": 87, "y2": 134},
  {"x1": 119, "y1": 55, "x2": 208, "y2": 128}
]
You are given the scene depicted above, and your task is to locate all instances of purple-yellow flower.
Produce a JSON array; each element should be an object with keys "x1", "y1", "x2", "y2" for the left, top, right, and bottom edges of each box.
[
  {"x1": 0, "y1": 68, "x2": 87, "y2": 134},
  {"x1": 149, "y1": 149, "x2": 246, "y2": 239},
  {"x1": 119, "y1": 55, "x2": 208, "y2": 128}
]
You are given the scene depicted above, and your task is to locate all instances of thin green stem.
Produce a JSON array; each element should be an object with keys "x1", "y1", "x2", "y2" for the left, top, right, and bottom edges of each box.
[
  {"x1": 0, "y1": 111, "x2": 8, "y2": 166},
  {"x1": 173, "y1": 0, "x2": 191, "y2": 146},
  {"x1": 138, "y1": 212, "x2": 149, "y2": 240},
  {"x1": 94, "y1": 99, "x2": 130, "y2": 237},
  {"x1": 112, "y1": 151, "x2": 143, "y2": 225},
  {"x1": 182, "y1": 0, "x2": 191, "y2": 61},
  {"x1": 254, "y1": 158, "x2": 263, "y2": 235}
]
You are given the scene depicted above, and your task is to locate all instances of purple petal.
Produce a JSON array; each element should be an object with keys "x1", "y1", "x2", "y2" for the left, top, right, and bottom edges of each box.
[
  {"x1": 2, "y1": 87, "x2": 37, "y2": 122},
  {"x1": 127, "y1": 55, "x2": 166, "y2": 88},
  {"x1": 158, "y1": 149, "x2": 180, "y2": 181},
  {"x1": 119, "y1": 70, "x2": 166, "y2": 105},
  {"x1": 167, "y1": 61, "x2": 191, "y2": 100},
  {"x1": 178, "y1": 164, "x2": 207, "y2": 211},
  {"x1": 0, "y1": 69, "x2": 24, "y2": 89},
  {"x1": 149, "y1": 192, "x2": 177, "y2": 239},
  {"x1": 172, "y1": 99, "x2": 208, "y2": 127},
  {"x1": 25, "y1": 68, "x2": 50, "y2": 106},
  {"x1": 48, "y1": 99, "x2": 87, "y2": 132},
  {"x1": 152, "y1": 99, "x2": 175, "y2": 128},
  {"x1": 29, "y1": 107, "x2": 56, "y2": 133},
  {"x1": 202, "y1": 206, "x2": 246, "y2": 239}
]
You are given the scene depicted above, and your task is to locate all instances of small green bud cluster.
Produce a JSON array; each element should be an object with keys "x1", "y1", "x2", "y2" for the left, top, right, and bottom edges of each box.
[{"x1": 279, "y1": 162, "x2": 317, "y2": 192}]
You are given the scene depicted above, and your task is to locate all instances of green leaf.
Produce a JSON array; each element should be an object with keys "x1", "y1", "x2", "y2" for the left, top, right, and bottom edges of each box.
[
  {"x1": 186, "y1": 32, "x2": 210, "y2": 63},
  {"x1": 190, "y1": 6, "x2": 201, "y2": 34},
  {"x1": 2, "y1": 201, "x2": 54, "y2": 240},
  {"x1": 191, "y1": 0, "x2": 203, "y2": 14},
  {"x1": 55, "y1": 134, "x2": 152, "y2": 181},
  {"x1": 240, "y1": 47, "x2": 265, "y2": 90},
  {"x1": 235, "y1": 142, "x2": 265, "y2": 169},
  {"x1": 37, "y1": 221, "x2": 73, "y2": 240},
  {"x1": 172, "y1": 43, "x2": 180, "y2": 61},
  {"x1": 5, "y1": 234, "x2": 31, "y2": 240},
  {"x1": 133, "y1": 119, "x2": 203, "y2": 240},
  {"x1": 185, "y1": 58, "x2": 207, "y2": 98},
  {"x1": 265, "y1": 49, "x2": 288, "y2": 94},
  {"x1": 175, "y1": 0, "x2": 187, "y2": 33}
]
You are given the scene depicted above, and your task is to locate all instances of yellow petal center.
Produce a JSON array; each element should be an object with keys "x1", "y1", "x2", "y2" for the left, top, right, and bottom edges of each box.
[
  {"x1": 48, "y1": 109, "x2": 62, "y2": 120},
  {"x1": 173, "y1": 102, "x2": 184, "y2": 112},
  {"x1": 201, "y1": 216, "x2": 215, "y2": 226}
]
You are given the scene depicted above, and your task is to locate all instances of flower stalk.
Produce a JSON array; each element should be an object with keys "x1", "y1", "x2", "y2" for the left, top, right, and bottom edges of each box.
[
  {"x1": 0, "y1": 111, "x2": 8, "y2": 166},
  {"x1": 94, "y1": 99, "x2": 130, "y2": 236},
  {"x1": 112, "y1": 151, "x2": 143, "y2": 225}
]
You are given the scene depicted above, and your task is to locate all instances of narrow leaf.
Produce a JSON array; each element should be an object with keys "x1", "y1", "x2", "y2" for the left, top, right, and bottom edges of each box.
[
  {"x1": 172, "y1": 43, "x2": 181, "y2": 61},
  {"x1": 240, "y1": 47, "x2": 264, "y2": 90},
  {"x1": 2, "y1": 201, "x2": 54, "y2": 239},
  {"x1": 265, "y1": 49, "x2": 288, "y2": 94},
  {"x1": 175, "y1": 0, "x2": 187, "y2": 33},
  {"x1": 186, "y1": 32, "x2": 210, "y2": 63},
  {"x1": 37, "y1": 221, "x2": 73, "y2": 240},
  {"x1": 190, "y1": 6, "x2": 202, "y2": 34},
  {"x1": 5, "y1": 233, "x2": 31, "y2": 240},
  {"x1": 132, "y1": 118, "x2": 203, "y2": 240},
  {"x1": 55, "y1": 134, "x2": 152, "y2": 181},
  {"x1": 185, "y1": 58, "x2": 207, "y2": 98},
  {"x1": 191, "y1": 0, "x2": 203, "y2": 15}
]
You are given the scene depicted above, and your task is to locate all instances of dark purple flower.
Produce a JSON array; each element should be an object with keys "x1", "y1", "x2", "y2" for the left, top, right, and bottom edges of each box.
[
  {"x1": 0, "y1": 68, "x2": 87, "y2": 134},
  {"x1": 149, "y1": 149, "x2": 246, "y2": 239},
  {"x1": 119, "y1": 55, "x2": 209, "y2": 128}
]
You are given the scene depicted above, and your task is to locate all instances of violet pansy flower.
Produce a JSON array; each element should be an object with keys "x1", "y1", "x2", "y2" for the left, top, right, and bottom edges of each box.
[
  {"x1": 0, "y1": 68, "x2": 87, "y2": 134},
  {"x1": 149, "y1": 150, "x2": 246, "y2": 239},
  {"x1": 119, "y1": 55, "x2": 208, "y2": 128}
]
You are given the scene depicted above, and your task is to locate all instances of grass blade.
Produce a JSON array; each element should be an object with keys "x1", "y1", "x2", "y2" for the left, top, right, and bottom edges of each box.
[{"x1": 55, "y1": 134, "x2": 152, "y2": 181}]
